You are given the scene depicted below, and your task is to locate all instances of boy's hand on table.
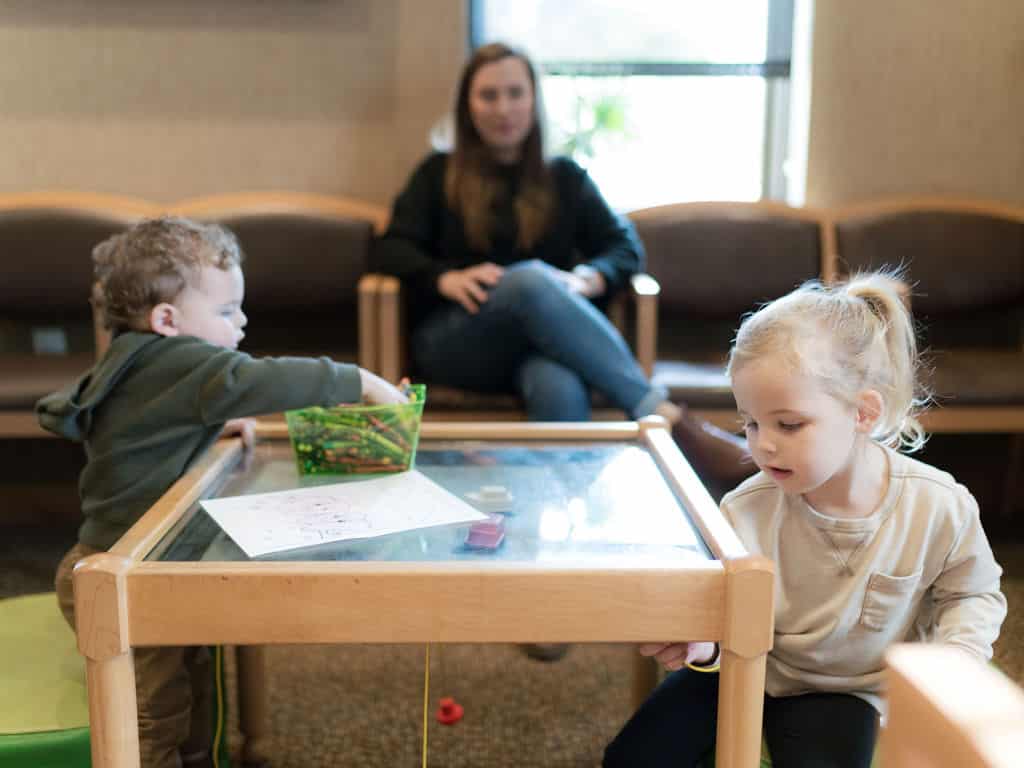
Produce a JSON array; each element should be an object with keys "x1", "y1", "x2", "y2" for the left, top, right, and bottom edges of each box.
[
  {"x1": 221, "y1": 418, "x2": 256, "y2": 451},
  {"x1": 358, "y1": 369, "x2": 409, "y2": 405},
  {"x1": 638, "y1": 641, "x2": 718, "y2": 671}
]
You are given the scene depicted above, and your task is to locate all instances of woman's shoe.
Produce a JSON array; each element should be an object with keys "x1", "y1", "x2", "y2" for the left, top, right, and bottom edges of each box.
[{"x1": 670, "y1": 406, "x2": 756, "y2": 493}]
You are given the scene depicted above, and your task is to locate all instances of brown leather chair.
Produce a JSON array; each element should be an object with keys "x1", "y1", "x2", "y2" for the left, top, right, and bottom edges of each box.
[
  {"x1": 369, "y1": 271, "x2": 658, "y2": 421},
  {"x1": 171, "y1": 192, "x2": 388, "y2": 372},
  {"x1": 832, "y1": 198, "x2": 1024, "y2": 435},
  {"x1": 0, "y1": 192, "x2": 156, "y2": 437},
  {"x1": 628, "y1": 201, "x2": 829, "y2": 431}
]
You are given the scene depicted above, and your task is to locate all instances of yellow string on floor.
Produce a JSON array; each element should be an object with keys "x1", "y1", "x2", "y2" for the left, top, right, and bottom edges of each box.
[
  {"x1": 213, "y1": 645, "x2": 224, "y2": 768},
  {"x1": 422, "y1": 643, "x2": 430, "y2": 768}
]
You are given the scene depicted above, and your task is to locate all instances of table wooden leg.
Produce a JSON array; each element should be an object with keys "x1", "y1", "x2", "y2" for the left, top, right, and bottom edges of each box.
[
  {"x1": 236, "y1": 645, "x2": 272, "y2": 767},
  {"x1": 74, "y1": 553, "x2": 138, "y2": 768},
  {"x1": 86, "y1": 652, "x2": 141, "y2": 768},
  {"x1": 717, "y1": 555, "x2": 774, "y2": 768},
  {"x1": 715, "y1": 648, "x2": 767, "y2": 768},
  {"x1": 879, "y1": 729, "x2": 909, "y2": 768}
]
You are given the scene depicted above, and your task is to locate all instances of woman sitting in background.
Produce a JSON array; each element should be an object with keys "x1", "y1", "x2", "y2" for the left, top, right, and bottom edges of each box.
[{"x1": 373, "y1": 41, "x2": 751, "y2": 495}]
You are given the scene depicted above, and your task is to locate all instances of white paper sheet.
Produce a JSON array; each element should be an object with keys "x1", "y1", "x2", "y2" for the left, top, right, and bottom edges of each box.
[{"x1": 200, "y1": 470, "x2": 488, "y2": 557}]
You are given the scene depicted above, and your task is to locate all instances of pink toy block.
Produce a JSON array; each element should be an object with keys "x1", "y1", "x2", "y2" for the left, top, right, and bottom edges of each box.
[{"x1": 465, "y1": 514, "x2": 505, "y2": 549}]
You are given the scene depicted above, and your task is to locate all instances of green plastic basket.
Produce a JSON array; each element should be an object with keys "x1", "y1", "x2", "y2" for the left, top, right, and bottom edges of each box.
[{"x1": 285, "y1": 384, "x2": 426, "y2": 476}]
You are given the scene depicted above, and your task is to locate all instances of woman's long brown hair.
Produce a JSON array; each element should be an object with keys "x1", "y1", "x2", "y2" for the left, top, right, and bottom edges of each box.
[{"x1": 445, "y1": 42, "x2": 554, "y2": 253}]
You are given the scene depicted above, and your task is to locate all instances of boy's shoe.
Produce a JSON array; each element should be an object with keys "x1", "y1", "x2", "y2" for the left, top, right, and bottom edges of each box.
[{"x1": 521, "y1": 643, "x2": 570, "y2": 662}]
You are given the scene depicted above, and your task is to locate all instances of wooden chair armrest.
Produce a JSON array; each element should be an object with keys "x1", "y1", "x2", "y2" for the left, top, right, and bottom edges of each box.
[
  {"x1": 631, "y1": 273, "x2": 660, "y2": 379},
  {"x1": 604, "y1": 273, "x2": 660, "y2": 379},
  {"x1": 356, "y1": 274, "x2": 380, "y2": 372},
  {"x1": 375, "y1": 275, "x2": 405, "y2": 383}
]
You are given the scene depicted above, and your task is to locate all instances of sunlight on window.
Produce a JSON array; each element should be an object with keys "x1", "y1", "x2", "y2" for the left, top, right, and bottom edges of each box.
[
  {"x1": 543, "y1": 75, "x2": 766, "y2": 210},
  {"x1": 477, "y1": 0, "x2": 782, "y2": 209},
  {"x1": 481, "y1": 0, "x2": 770, "y2": 63}
]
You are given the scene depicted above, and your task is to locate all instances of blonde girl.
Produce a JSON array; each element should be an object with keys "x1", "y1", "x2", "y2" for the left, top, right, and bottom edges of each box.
[{"x1": 605, "y1": 272, "x2": 1006, "y2": 768}]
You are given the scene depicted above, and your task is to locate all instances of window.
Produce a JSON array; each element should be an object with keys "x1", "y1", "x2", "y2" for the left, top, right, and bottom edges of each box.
[{"x1": 472, "y1": 0, "x2": 794, "y2": 210}]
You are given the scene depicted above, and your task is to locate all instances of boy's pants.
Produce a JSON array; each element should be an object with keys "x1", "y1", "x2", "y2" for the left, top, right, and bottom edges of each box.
[{"x1": 56, "y1": 543, "x2": 215, "y2": 768}]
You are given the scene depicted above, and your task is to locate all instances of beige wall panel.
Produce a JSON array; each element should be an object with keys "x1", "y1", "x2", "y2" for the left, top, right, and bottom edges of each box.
[
  {"x1": 2, "y1": 118, "x2": 399, "y2": 203},
  {"x1": 806, "y1": 0, "x2": 1024, "y2": 206},
  {"x1": 0, "y1": 0, "x2": 466, "y2": 204},
  {"x1": 394, "y1": 0, "x2": 467, "y2": 194},
  {"x1": 3, "y1": 0, "x2": 1019, "y2": 208}
]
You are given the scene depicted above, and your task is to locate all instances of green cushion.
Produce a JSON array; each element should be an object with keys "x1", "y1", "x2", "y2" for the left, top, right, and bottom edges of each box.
[
  {"x1": 0, "y1": 592, "x2": 231, "y2": 767},
  {"x1": 0, "y1": 593, "x2": 90, "y2": 767},
  {"x1": 0, "y1": 593, "x2": 89, "y2": 734},
  {"x1": 0, "y1": 728, "x2": 91, "y2": 768}
]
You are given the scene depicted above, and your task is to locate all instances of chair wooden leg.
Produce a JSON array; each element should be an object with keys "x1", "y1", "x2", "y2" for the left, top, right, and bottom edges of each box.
[
  {"x1": 236, "y1": 645, "x2": 271, "y2": 767},
  {"x1": 1001, "y1": 434, "x2": 1022, "y2": 520}
]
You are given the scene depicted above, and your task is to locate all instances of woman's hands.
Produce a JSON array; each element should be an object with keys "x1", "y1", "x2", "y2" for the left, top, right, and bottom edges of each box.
[
  {"x1": 437, "y1": 263, "x2": 505, "y2": 314},
  {"x1": 557, "y1": 264, "x2": 607, "y2": 298},
  {"x1": 358, "y1": 369, "x2": 409, "y2": 405},
  {"x1": 638, "y1": 641, "x2": 718, "y2": 672},
  {"x1": 438, "y1": 261, "x2": 605, "y2": 312}
]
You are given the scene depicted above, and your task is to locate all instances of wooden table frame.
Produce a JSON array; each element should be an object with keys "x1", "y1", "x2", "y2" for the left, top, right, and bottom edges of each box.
[{"x1": 73, "y1": 419, "x2": 773, "y2": 768}]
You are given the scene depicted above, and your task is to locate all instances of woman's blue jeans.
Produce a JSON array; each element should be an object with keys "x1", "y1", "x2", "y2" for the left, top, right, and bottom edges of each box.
[{"x1": 411, "y1": 260, "x2": 666, "y2": 421}]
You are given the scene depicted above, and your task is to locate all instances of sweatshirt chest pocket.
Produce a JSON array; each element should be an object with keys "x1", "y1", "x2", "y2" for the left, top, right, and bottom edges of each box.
[{"x1": 858, "y1": 570, "x2": 922, "y2": 632}]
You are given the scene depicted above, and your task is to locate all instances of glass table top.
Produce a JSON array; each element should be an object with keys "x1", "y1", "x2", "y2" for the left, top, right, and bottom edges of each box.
[{"x1": 150, "y1": 439, "x2": 712, "y2": 567}]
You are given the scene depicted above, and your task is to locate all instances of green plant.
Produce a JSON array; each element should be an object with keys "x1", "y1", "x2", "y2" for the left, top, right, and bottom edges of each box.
[{"x1": 557, "y1": 87, "x2": 628, "y2": 161}]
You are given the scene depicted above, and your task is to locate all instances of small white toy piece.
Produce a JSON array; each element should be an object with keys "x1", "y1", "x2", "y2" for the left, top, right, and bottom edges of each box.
[{"x1": 465, "y1": 484, "x2": 514, "y2": 513}]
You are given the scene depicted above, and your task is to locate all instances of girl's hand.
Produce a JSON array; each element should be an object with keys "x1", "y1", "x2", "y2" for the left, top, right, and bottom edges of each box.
[
  {"x1": 358, "y1": 369, "x2": 409, "y2": 405},
  {"x1": 437, "y1": 262, "x2": 505, "y2": 314},
  {"x1": 221, "y1": 418, "x2": 256, "y2": 451},
  {"x1": 638, "y1": 641, "x2": 718, "y2": 671}
]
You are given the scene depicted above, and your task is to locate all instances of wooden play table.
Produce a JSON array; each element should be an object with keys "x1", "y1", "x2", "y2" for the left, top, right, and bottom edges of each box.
[{"x1": 73, "y1": 419, "x2": 772, "y2": 767}]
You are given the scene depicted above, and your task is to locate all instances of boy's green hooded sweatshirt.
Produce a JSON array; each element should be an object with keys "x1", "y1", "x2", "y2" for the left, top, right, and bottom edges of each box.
[{"x1": 36, "y1": 331, "x2": 362, "y2": 550}]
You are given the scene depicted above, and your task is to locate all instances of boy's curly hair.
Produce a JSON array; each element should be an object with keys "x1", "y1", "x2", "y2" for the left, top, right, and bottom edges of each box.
[{"x1": 92, "y1": 216, "x2": 243, "y2": 332}]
